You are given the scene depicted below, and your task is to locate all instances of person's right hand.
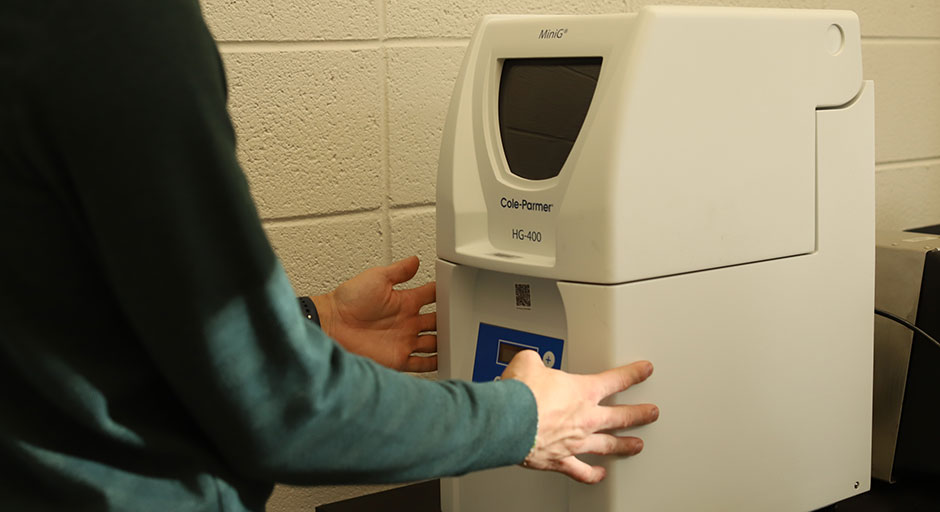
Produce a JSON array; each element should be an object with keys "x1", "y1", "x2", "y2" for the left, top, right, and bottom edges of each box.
[{"x1": 501, "y1": 350, "x2": 658, "y2": 484}]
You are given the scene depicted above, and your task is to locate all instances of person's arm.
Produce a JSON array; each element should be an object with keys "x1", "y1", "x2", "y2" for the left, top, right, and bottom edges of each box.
[
  {"x1": 302, "y1": 256, "x2": 662, "y2": 483},
  {"x1": 33, "y1": 0, "x2": 533, "y2": 484},
  {"x1": 34, "y1": 0, "x2": 659, "y2": 486}
]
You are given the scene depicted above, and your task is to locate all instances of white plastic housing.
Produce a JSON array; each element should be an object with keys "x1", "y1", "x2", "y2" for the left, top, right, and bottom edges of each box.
[
  {"x1": 439, "y1": 81, "x2": 874, "y2": 511},
  {"x1": 437, "y1": 6, "x2": 863, "y2": 284},
  {"x1": 437, "y1": 5, "x2": 874, "y2": 512}
]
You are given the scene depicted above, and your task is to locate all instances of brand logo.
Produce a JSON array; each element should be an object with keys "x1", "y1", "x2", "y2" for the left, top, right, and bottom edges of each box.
[
  {"x1": 538, "y1": 28, "x2": 568, "y2": 40},
  {"x1": 500, "y1": 197, "x2": 553, "y2": 213}
]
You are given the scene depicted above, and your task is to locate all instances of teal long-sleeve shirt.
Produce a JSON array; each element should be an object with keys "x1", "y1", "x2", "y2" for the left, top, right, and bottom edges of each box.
[{"x1": 0, "y1": 1, "x2": 537, "y2": 510}]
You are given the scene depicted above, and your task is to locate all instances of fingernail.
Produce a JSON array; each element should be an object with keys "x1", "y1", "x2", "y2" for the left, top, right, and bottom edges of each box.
[
  {"x1": 645, "y1": 363, "x2": 654, "y2": 377},
  {"x1": 651, "y1": 407, "x2": 659, "y2": 420}
]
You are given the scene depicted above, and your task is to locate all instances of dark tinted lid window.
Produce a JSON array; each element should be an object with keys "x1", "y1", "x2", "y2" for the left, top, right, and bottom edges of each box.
[{"x1": 498, "y1": 57, "x2": 602, "y2": 181}]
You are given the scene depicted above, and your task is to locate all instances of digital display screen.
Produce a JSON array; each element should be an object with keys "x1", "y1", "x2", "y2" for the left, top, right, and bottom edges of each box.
[
  {"x1": 498, "y1": 57, "x2": 603, "y2": 181},
  {"x1": 497, "y1": 340, "x2": 534, "y2": 365}
]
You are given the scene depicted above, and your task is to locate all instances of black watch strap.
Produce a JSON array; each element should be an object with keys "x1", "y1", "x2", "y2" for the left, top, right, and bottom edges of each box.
[{"x1": 298, "y1": 296, "x2": 321, "y2": 326}]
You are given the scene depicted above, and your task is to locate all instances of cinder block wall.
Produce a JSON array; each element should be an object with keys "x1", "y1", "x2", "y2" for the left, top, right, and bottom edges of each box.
[{"x1": 199, "y1": 1, "x2": 940, "y2": 509}]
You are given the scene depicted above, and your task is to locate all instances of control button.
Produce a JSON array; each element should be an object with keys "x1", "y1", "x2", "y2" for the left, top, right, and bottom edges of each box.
[
  {"x1": 542, "y1": 351, "x2": 556, "y2": 368},
  {"x1": 494, "y1": 376, "x2": 501, "y2": 381}
]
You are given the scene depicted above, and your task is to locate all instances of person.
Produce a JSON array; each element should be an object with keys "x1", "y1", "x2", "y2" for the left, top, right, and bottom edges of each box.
[{"x1": 0, "y1": 1, "x2": 659, "y2": 510}]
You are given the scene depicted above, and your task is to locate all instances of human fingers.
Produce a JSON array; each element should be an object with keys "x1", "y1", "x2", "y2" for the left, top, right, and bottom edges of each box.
[
  {"x1": 384, "y1": 256, "x2": 420, "y2": 284},
  {"x1": 404, "y1": 354, "x2": 437, "y2": 373},
  {"x1": 593, "y1": 403, "x2": 659, "y2": 432},
  {"x1": 414, "y1": 334, "x2": 437, "y2": 353},
  {"x1": 578, "y1": 433, "x2": 644, "y2": 457},
  {"x1": 589, "y1": 361, "x2": 653, "y2": 401},
  {"x1": 555, "y1": 456, "x2": 606, "y2": 484},
  {"x1": 408, "y1": 281, "x2": 436, "y2": 308},
  {"x1": 501, "y1": 348, "x2": 545, "y2": 381},
  {"x1": 416, "y1": 311, "x2": 436, "y2": 333}
]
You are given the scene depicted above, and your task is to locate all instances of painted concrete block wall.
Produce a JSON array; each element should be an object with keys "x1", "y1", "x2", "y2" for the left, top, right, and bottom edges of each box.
[{"x1": 200, "y1": 0, "x2": 939, "y2": 509}]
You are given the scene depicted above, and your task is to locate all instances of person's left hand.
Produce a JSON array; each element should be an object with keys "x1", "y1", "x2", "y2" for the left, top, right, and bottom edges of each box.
[{"x1": 312, "y1": 256, "x2": 437, "y2": 372}]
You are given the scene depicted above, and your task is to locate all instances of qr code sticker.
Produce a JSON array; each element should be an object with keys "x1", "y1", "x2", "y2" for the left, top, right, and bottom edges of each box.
[{"x1": 515, "y1": 283, "x2": 531, "y2": 309}]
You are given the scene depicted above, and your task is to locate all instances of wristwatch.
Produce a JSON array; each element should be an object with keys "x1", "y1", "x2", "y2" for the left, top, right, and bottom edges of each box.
[{"x1": 298, "y1": 296, "x2": 320, "y2": 326}]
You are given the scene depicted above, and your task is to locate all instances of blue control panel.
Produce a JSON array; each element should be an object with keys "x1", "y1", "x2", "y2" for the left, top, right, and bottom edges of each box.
[{"x1": 472, "y1": 323, "x2": 565, "y2": 382}]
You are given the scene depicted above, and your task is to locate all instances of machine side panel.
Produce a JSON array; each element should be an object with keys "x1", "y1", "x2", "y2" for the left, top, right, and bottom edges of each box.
[
  {"x1": 562, "y1": 83, "x2": 874, "y2": 511},
  {"x1": 603, "y1": 7, "x2": 860, "y2": 282}
]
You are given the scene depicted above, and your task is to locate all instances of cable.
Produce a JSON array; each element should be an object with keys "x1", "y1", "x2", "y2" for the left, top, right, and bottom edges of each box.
[{"x1": 875, "y1": 308, "x2": 940, "y2": 350}]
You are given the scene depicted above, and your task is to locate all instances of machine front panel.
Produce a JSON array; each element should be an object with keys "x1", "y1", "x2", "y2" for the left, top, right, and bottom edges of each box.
[{"x1": 471, "y1": 323, "x2": 565, "y2": 382}]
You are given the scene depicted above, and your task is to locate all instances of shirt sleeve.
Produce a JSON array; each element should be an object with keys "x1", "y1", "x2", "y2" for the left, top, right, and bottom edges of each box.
[{"x1": 31, "y1": 0, "x2": 537, "y2": 484}]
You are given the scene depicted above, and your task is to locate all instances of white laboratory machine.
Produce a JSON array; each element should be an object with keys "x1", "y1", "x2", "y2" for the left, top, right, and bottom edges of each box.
[{"x1": 436, "y1": 6, "x2": 874, "y2": 512}]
